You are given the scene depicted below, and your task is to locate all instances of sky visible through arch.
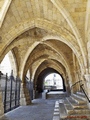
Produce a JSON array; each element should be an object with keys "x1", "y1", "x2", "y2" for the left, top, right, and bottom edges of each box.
[
  {"x1": 0, "y1": 54, "x2": 11, "y2": 76},
  {"x1": 44, "y1": 73, "x2": 63, "y2": 89}
]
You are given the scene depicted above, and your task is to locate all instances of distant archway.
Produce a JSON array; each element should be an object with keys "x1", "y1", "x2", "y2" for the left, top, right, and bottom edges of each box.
[
  {"x1": 44, "y1": 73, "x2": 64, "y2": 91},
  {"x1": 36, "y1": 68, "x2": 66, "y2": 94}
]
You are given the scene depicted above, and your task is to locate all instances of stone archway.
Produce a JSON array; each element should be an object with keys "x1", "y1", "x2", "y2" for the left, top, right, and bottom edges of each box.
[
  {"x1": 34, "y1": 67, "x2": 66, "y2": 99},
  {"x1": 0, "y1": 50, "x2": 17, "y2": 76}
]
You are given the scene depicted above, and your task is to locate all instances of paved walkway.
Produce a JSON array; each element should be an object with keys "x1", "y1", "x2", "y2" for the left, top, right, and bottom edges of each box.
[{"x1": 0, "y1": 99, "x2": 56, "y2": 120}]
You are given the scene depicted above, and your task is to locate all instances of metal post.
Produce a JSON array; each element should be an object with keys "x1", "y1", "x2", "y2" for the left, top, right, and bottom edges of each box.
[
  {"x1": 10, "y1": 71, "x2": 14, "y2": 110},
  {"x1": 4, "y1": 73, "x2": 8, "y2": 113},
  {"x1": 18, "y1": 78, "x2": 21, "y2": 106},
  {"x1": 15, "y1": 77, "x2": 18, "y2": 107},
  {"x1": 0, "y1": 72, "x2": 1, "y2": 80},
  {"x1": 0, "y1": 71, "x2": 3, "y2": 80},
  {"x1": 29, "y1": 81, "x2": 31, "y2": 98}
]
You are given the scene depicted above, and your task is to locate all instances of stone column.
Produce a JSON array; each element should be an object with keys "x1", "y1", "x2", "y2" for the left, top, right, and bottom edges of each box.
[
  {"x1": 73, "y1": 71, "x2": 80, "y2": 92},
  {"x1": 70, "y1": 71, "x2": 77, "y2": 93},
  {"x1": 20, "y1": 83, "x2": 31, "y2": 106},
  {"x1": 33, "y1": 89, "x2": 36, "y2": 99},
  {"x1": 71, "y1": 53, "x2": 77, "y2": 93},
  {"x1": 65, "y1": 75, "x2": 71, "y2": 95}
]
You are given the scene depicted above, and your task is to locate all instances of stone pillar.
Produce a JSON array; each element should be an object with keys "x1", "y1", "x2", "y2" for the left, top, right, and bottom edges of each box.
[
  {"x1": 71, "y1": 53, "x2": 77, "y2": 93},
  {"x1": 20, "y1": 83, "x2": 31, "y2": 106},
  {"x1": 0, "y1": 87, "x2": 4, "y2": 116},
  {"x1": 33, "y1": 89, "x2": 35, "y2": 99},
  {"x1": 73, "y1": 71, "x2": 81, "y2": 93},
  {"x1": 70, "y1": 71, "x2": 77, "y2": 93},
  {"x1": 33, "y1": 84, "x2": 37, "y2": 99},
  {"x1": 65, "y1": 75, "x2": 71, "y2": 95}
]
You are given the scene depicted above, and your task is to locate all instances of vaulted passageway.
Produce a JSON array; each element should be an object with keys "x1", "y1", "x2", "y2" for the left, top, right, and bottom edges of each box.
[
  {"x1": 36, "y1": 68, "x2": 66, "y2": 94},
  {"x1": 0, "y1": 0, "x2": 90, "y2": 119},
  {"x1": 34, "y1": 67, "x2": 67, "y2": 99}
]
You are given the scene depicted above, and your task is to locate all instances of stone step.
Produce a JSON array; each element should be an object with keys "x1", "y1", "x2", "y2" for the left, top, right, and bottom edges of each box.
[
  {"x1": 67, "y1": 97, "x2": 88, "y2": 109},
  {"x1": 74, "y1": 109, "x2": 90, "y2": 114},
  {"x1": 59, "y1": 98, "x2": 89, "y2": 115},
  {"x1": 76, "y1": 92, "x2": 89, "y2": 102},
  {"x1": 64, "y1": 97, "x2": 90, "y2": 115},
  {"x1": 55, "y1": 101, "x2": 59, "y2": 108},
  {"x1": 53, "y1": 101, "x2": 60, "y2": 120},
  {"x1": 72, "y1": 93, "x2": 87, "y2": 101},
  {"x1": 53, "y1": 92, "x2": 90, "y2": 120},
  {"x1": 71, "y1": 94, "x2": 86, "y2": 105},
  {"x1": 64, "y1": 104, "x2": 74, "y2": 115},
  {"x1": 59, "y1": 102, "x2": 67, "y2": 119},
  {"x1": 47, "y1": 91, "x2": 67, "y2": 99},
  {"x1": 59, "y1": 102, "x2": 90, "y2": 120},
  {"x1": 53, "y1": 97, "x2": 90, "y2": 120},
  {"x1": 61, "y1": 98, "x2": 75, "y2": 115},
  {"x1": 76, "y1": 91, "x2": 85, "y2": 97}
]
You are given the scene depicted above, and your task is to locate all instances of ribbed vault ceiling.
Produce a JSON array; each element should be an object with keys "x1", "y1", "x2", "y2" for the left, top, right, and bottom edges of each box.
[{"x1": 0, "y1": 0, "x2": 89, "y2": 81}]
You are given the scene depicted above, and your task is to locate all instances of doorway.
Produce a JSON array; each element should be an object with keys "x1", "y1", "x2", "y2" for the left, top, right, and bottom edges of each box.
[
  {"x1": 36, "y1": 68, "x2": 66, "y2": 98},
  {"x1": 44, "y1": 73, "x2": 64, "y2": 91}
]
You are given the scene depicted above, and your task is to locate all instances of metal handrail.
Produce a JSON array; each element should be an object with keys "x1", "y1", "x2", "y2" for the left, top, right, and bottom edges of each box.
[
  {"x1": 80, "y1": 84, "x2": 90, "y2": 102},
  {"x1": 71, "y1": 80, "x2": 82, "y2": 89},
  {"x1": 71, "y1": 80, "x2": 90, "y2": 102}
]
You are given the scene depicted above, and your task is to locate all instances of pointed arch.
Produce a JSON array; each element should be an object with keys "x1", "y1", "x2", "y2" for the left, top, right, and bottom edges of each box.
[
  {"x1": 50, "y1": 0, "x2": 87, "y2": 68},
  {"x1": 0, "y1": 0, "x2": 12, "y2": 27}
]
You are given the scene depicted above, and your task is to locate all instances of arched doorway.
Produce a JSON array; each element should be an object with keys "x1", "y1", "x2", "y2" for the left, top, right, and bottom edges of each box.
[
  {"x1": 36, "y1": 68, "x2": 66, "y2": 98},
  {"x1": 44, "y1": 73, "x2": 65, "y2": 91}
]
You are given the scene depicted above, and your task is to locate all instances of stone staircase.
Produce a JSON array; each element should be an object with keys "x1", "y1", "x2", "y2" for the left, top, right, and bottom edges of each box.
[
  {"x1": 46, "y1": 91, "x2": 68, "y2": 99},
  {"x1": 53, "y1": 92, "x2": 90, "y2": 120}
]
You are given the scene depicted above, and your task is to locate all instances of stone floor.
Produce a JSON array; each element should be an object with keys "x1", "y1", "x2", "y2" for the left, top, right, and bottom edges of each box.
[{"x1": 0, "y1": 99, "x2": 56, "y2": 120}]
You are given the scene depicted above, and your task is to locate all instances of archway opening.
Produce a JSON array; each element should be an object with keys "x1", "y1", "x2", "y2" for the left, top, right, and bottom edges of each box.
[
  {"x1": 0, "y1": 51, "x2": 17, "y2": 76},
  {"x1": 44, "y1": 73, "x2": 64, "y2": 91},
  {"x1": 36, "y1": 68, "x2": 66, "y2": 96},
  {"x1": 0, "y1": 53, "x2": 11, "y2": 76}
]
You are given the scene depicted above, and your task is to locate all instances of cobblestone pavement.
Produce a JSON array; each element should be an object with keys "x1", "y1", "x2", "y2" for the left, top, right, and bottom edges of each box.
[{"x1": 0, "y1": 99, "x2": 56, "y2": 120}]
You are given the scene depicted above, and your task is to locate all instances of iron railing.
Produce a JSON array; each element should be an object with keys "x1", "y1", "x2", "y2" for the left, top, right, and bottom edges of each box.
[
  {"x1": 0, "y1": 71, "x2": 21, "y2": 113},
  {"x1": 71, "y1": 80, "x2": 90, "y2": 102}
]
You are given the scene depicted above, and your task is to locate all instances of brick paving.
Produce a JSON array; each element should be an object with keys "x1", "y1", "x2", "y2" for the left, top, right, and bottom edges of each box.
[{"x1": 0, "y1": 99, "x2": 56, "y2": 120}]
